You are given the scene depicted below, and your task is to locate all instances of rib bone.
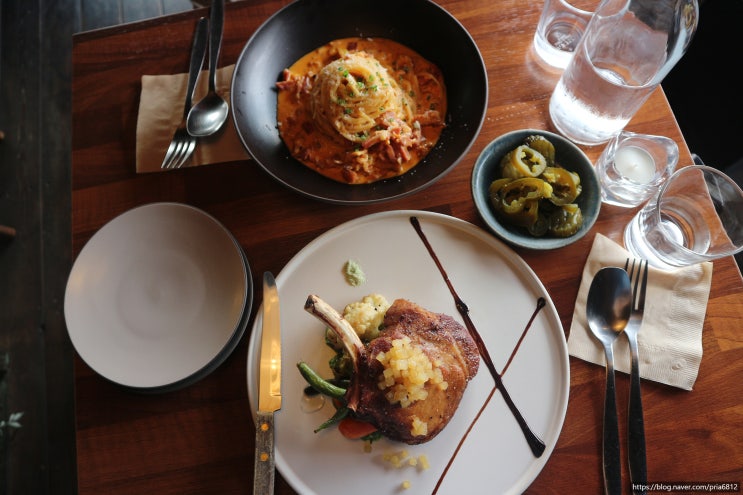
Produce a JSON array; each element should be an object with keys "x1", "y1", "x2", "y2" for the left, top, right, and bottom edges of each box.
[{"x1": 304, "y1": 294, "x2": 365, "y2": 410}]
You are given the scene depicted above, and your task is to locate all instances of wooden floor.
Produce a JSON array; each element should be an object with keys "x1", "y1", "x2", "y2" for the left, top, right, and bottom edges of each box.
[
  {"x1": 0, "y1": 2, "x2": 206, "y2": 493},
  {"x1": 0, "y1": 0, "x2": 740, "y2": 494}
]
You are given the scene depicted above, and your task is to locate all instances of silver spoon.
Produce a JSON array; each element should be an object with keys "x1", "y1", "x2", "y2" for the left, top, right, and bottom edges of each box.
[
  {"x1": 187, "y1": 0, "x2": 228, "y2": 137},
  {"x1": 586, "y1": 266, "x2": 632, "y2": 495}
]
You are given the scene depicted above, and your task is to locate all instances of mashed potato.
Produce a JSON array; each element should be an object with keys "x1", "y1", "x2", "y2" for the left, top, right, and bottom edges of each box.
[{"x1": 342, "y1": 294, "x2": 390, "y2": 341}]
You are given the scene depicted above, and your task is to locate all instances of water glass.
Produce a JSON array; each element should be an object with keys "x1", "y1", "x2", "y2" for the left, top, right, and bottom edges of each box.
[
  {"x1": 596, "y1": 131, "x2": 678, "y2": 207},
  {"x1": 624, "y1": 165, "x2": 743, "y2": 269},
  {"x1": 532, "y1": 0, "x2": 596, "y2": 70},
  {"x1": 549, "y1": 0, "x2": 699, "y2": 145}
]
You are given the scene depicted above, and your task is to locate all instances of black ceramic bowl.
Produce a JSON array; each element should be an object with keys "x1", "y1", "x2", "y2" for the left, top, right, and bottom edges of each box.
[
  {"x1": 231, "y1": 0, "x2": 487, "y2": 204},
  {"x1": 471, "y1": 129, "x2": 601, "y2": 250}
]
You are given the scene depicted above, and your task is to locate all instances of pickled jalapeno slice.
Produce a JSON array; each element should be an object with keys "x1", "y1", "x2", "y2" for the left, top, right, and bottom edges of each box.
[
  {"x1": 505, "y1": 199, "x2": 541, "y2": 227},
  {"x1": 489, "y1": 177, "x2": 552, "y2": 227},
  {"x1": 499, "y1": 178, "x2": 553, "y2": 213},
  {"x1": 500, "y1": 145, "x2": 548, "y2": 179},
  {"x1": 527, "y1": 213, "x2": 549, "y2": 237},
  {"x1": 524, "y1": 135, "x2": 556, "y2": 167},
  {"x1": 547, "y1": 204, "x2": 584, "y2": 237},
  {"x1": 488, "y1": 178, "x2": 512, "y2": 199},
  {"x1": 541, "y1": 166, "x2": 580, "y2": 205}
]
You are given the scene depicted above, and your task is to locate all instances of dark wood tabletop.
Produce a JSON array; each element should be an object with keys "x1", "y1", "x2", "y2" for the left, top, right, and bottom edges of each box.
[{"x1": 71, "y1": 1, "x2": 743, "y2": 494}]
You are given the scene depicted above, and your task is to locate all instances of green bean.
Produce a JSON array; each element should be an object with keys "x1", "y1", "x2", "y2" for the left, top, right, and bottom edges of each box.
[
  {"x1": 314, "y1": 406, "x2": 349, "y2": 433},
  {"x1": 297, "y1": 361, "x2": 347, "y2": 399},
  {"x1": 361, "y1": 430, "x2": 384, "y2": 442}
]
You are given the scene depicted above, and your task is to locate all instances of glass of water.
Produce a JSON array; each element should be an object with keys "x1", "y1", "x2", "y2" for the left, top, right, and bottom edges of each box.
[
  {"x1": 549, "y1": 0, "x2": 699, "y2": 145},
  {"x1": 532, "y1": 0, "x2": 596, "y2": 70},
  {"x1": 624, "y1": 165, "x2": 743, "y2": 269}
]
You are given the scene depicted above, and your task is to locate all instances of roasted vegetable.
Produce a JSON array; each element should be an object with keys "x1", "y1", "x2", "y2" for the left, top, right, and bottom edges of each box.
[{"x1": 337, "y1": 417, "x2": 379, "y2": 439}]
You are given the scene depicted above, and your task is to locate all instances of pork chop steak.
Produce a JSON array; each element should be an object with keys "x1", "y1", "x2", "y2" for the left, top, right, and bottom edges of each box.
[{"x1": 305, "y1": 295, "x2": 480, "y2": 444}]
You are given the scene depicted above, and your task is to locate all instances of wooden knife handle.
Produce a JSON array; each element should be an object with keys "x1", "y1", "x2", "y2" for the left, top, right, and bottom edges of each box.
[{"x1": 253, "y1": 412, "x2": 275, "y2": 495}]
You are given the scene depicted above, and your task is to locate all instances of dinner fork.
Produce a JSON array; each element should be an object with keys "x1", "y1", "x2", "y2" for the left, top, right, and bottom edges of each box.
[
  {"x1": 161, "y1": 17, "x2": 208, "y2": 169},
  {"x1": 625, "y1": 258, "x2": 649, "y2": 495}
]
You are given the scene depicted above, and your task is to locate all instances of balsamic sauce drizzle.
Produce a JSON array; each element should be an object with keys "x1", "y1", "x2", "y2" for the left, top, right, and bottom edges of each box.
[
  {"x1": 410, "y1": 216, "x2": 547, "y2": 461},
  {"x1": 432, "y1": 298, "x2": 545, "y2": 494}
]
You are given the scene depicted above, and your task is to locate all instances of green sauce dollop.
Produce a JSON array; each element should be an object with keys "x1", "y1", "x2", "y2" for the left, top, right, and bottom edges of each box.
[{"x1": 343, "y1": 259, "x2": 366, "y2": 286}]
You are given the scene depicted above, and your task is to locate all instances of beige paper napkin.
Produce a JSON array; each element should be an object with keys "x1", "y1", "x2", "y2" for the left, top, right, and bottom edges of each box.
[
  {"x1": 568, "y1": 233, "x2": 713, "y2": 390},
  {"x1": 136, "y1": 64, "x2": 250, "y2": 173}
]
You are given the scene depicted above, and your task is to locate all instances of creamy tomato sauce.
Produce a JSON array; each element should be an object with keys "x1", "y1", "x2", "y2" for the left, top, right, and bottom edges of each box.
[{"x1": 276, "y1": 37, "x2": 446, "y2": 185}]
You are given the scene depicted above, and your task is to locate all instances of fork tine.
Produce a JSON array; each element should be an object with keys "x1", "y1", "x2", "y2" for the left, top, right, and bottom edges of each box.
[
  {"x1": 161, "y1": 138, "x2": 178, "y2": 169},
  {"x1": 175, "y1": 139, "x2": 196, "y2": 168},
  {"x1": 167, "y1": 137, "x2": 183, "y2": 168},
  {"x1": 625, "y1": 258, "x2": 634, "y2": 299},
  {"x1": 625, "y1": 258, "x2": 648, "y2": 311},
  {"x1": 631, "y1": 259, "x2": 640, "y2": 309},
  {"x1": 625, "y1": 258, "x2": 639, "y2": 309},
  {"x1": 637, "y1": 259, "x2": 649, "y2": 311},
  {"x1": 172, "y1": 136, "x2": 191, "y2": 169},
  {"x1": 164, "y1": 138, "x2": 184, "y2": 169}
]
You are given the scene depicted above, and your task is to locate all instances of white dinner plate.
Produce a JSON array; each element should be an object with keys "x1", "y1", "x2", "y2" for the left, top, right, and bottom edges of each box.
[
  {"x1": 247, "y1": 210, "x2": 569, "y2": 495},
  {"x1": 65, "y1": 202, "x2": 250, "y2": 390}
]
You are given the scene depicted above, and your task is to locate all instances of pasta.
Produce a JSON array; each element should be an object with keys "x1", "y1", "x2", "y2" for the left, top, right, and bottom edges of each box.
[
  {"x1": 310, "y1": 52, "x2": 415, "y2": 144},
  {"x1": 276, "y1": 38, "x2": 447, "y2": 184}
]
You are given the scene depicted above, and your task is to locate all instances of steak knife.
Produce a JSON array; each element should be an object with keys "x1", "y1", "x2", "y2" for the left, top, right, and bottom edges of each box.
[{"x1": 253, "y1": 271, "x2": 282, "y2": 495}]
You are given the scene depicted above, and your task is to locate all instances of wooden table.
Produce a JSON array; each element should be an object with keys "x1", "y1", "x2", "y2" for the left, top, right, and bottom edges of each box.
[{"x1": 71, "y1": 1, "x2": 743, "y2": 493}]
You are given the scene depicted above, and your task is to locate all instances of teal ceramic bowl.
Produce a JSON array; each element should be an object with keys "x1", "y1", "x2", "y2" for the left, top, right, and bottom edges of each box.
[{"x1": 471, "y1": 129, "x2": 600, "y2": 250}]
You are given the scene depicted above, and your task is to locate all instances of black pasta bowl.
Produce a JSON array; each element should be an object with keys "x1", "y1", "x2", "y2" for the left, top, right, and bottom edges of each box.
[{"x1": 231, "y1": 0, "x2": 488, "y2": 204}]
